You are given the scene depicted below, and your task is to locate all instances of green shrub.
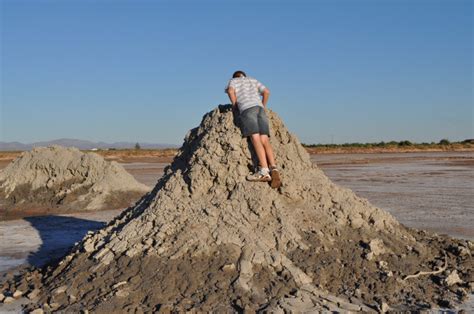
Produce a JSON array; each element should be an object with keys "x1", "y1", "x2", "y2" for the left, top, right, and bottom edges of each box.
[{"x1": 398, "y1": 140, "x2": 413, "y2": 146}]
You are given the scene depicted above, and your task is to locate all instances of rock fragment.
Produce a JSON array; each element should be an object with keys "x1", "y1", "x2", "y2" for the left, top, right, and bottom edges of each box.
[
  {"x1": 444, "y1": 270, "x2": 463, "y2": 286},
  {"x1": 3, "y1": 296, "x2": 15, "y2": 303},
  {"x1": 112, "y1": 281, "x2": 127, "y2": 289},
  {"x1": 221, "y1": 264, "x2": 236, "y2": 272},
  {"x1": 27, "y1": 289, "x2": 40, "y2": 300},
  {"x1": 364, "y1": 238, "x2": 386, "y2": 260},
  {"x1": 12, "y1": 290, "x2": 23, "y2": 298}
]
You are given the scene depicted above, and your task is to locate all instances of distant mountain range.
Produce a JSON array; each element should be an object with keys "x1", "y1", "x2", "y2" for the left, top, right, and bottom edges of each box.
[{"x1": 0, "y1": 138, "x2": 178, "y2": 151}]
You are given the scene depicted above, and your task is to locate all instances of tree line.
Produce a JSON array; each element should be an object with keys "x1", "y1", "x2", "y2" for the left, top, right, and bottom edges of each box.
[{"x1": 302, "y1": 139, "x2": 473, "y2": 148}]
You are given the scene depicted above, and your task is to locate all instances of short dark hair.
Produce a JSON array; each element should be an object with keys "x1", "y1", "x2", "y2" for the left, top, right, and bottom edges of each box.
[{"x1": 232, "y1": 70, "x2": 246, "y2": 78}]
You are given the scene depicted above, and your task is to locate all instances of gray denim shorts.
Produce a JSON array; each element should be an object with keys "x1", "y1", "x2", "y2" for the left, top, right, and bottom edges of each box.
[{"x1": 239, "y1": 105, "x2": 270, "y2": 137}]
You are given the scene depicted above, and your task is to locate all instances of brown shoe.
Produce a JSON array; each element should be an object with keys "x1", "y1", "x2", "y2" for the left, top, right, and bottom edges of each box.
[{"x1": 270, "y1": 168, "x2": 281, "y2": 189}]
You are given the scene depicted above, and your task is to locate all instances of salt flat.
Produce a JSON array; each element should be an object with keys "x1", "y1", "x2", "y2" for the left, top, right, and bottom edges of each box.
[{"x1": 312, "y1": 152, "x2": 473, "y2": 240}]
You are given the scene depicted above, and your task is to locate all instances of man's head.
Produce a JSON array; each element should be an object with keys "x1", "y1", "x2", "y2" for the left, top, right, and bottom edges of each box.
[{"x1": 232, "y1": 70, "x2": 246, "y2": 78}]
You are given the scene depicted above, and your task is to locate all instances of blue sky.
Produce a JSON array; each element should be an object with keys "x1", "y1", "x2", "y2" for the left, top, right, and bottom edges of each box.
[{"x1": 1, "y1": 0, "x2": 472, "y2": 145}]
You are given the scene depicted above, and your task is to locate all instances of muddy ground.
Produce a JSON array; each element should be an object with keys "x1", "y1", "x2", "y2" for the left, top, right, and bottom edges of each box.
[{"x1": 0, "y1": 151, "x2": 472, "y2": 311}]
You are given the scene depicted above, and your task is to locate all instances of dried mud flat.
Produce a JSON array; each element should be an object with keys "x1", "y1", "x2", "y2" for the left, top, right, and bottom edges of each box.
[
  {"x1": 0, "y1": 106, "x2": 473, "y2": 312},
  {"x1": 313, "y1": 152, "x2": 474, "y2": 240}
]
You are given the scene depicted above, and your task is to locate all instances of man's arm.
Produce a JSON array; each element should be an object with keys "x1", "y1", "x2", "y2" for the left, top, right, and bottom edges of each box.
[
  {"x1": 261, "y1": 88, "x2": 270, "y2": 107},
  {"x1": 226, "y1": 87, "x2": 238, "y2": 110}
]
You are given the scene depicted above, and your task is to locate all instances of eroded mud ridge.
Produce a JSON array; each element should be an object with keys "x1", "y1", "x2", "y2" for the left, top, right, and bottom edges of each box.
[
  {"x1": 9, "y1": 106, "x2": 472, "y2": 312},
  {"x1": 0, "y1": 146, "x2": 149, "y2": 218}
]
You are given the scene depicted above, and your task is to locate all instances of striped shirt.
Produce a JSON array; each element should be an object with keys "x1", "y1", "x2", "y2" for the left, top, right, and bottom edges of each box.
[{"x1": 225, "y1": 77, "x2": 267, "y2": 112}]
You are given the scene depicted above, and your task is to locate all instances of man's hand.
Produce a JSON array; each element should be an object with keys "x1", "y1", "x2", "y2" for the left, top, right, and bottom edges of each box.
[{"x1": 226, "y1": 87, "x2": 238, "y2": 110}]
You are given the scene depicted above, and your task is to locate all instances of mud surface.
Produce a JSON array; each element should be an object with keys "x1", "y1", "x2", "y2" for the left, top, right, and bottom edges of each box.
[
  {"x1": 288, "y1": 230, "x2": 473, "y2": 311},
  {"x1": 30, "y1": 245, "x2": 297, "y2": 313},
  {"x1": 0, "y1": 146, "x2": 150, "y2": 219},
  {"x1": 0, "y1": 109, "x2": 472, "y2": 312},
  {"x1": 0, "y1": 154, "x2": 472, "y2": 311}
]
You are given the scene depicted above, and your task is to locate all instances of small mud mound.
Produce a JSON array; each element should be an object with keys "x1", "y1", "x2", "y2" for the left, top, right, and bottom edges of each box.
[
  {"x1": 7, "y1": 106, "x2": 472, "y2": 312},
  {"x1": 0, "y1": 146, "x2": 150, "y2": 218}
]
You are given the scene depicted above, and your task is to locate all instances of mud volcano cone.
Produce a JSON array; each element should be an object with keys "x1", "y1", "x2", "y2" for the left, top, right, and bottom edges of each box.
[
  {"x1": 24, "y1": 106, "x2": 472, "y2": 312},
  {"x1": 0, "y1": 146, "x2": 150, "y2": 218}
]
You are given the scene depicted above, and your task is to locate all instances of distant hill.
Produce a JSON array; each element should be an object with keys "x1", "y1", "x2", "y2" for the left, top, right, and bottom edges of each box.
[{"x1": 0, "y1": 138, "x2": 178, "y2": 151}]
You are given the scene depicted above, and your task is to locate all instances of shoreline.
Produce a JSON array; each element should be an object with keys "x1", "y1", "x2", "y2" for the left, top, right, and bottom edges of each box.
[{"x1": 305, "y1": 145, "x2": 474, "y2": 154}]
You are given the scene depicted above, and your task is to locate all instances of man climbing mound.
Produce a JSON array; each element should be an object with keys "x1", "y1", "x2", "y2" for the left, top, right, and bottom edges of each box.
[{"x1": 225, "y1": 70, "x2": 281, "y2": 189}]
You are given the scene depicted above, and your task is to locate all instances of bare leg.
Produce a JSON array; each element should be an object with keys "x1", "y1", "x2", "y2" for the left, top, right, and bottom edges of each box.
[
  {"x1": 260, "y1": 134, "x2": 276, "y2": 167},
  {"x1": 250, "y1": 133, "x2": 268, "y2": 168}
]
